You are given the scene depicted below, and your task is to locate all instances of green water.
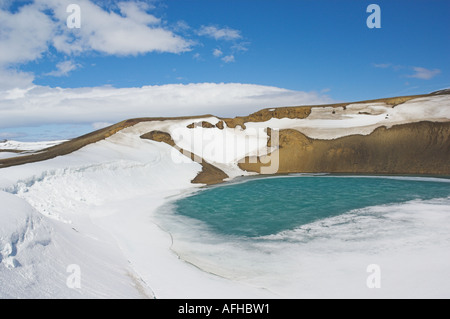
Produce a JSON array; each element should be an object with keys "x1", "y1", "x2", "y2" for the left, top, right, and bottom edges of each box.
[{"x1": 174, "y1": 176, "x2": 450, "y2": 237}]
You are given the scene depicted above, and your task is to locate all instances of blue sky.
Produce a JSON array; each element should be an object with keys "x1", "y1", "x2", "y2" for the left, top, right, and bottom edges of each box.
[{"x1": 0, "y1": 0, "x2": 449, "y2": 141}]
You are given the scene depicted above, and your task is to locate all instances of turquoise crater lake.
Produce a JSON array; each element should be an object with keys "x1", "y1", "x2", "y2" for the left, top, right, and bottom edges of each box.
[
  {"x1": 172, "y1": 175, "x2": 450, "y2": 237},
  {"x1": 159, "y1": 175, "x2": 450, "y2": 298}
]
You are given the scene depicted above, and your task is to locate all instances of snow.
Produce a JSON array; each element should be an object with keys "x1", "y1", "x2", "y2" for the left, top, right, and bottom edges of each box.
[
  {"x1": 0, "y1": 191, "x2": 147, "y2": 299},
  {"x1": 0, "y1": 140, "x2": 67, "y2": 161},
  {"x1": 245, "y1": 95, "x2": 450, "y2": 139},
  {"x1": 0, "y1": 140, "x2": 67, "y2": 152},
  {"x1": 0, "y1": 152, "x2": 20, "y2": 159},
  {"x1": 0, "y1": 94, "x2": 449, "y2": 298},
  {"x1": 117, "y1": 117, "x2": 271, "y2": 179},
  {"x1": 0, "y1": 121, "x2": 274, "y2": 298}
]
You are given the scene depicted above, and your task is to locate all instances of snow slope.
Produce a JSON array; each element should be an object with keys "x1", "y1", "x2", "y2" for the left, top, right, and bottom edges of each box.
[{"x1": 0, "y1": 191, "x2": 147, "y2": 298}]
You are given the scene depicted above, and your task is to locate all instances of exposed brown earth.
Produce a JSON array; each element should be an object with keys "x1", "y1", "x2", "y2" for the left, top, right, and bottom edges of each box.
[
  {"x1": 186, "y1": 120, "x2": 225, "y2": 129},
  {"x1": 190, "y1": 161, "x2": 229, "y2": 185},
  {"x1": 215, "y1": 120, "x2": 225, "y2": 130},
  {"x1": 140, "y1": 130, "x2": 228, "y2": 185},
  {"x1": 221, "y1": 106, "x2": 313, "y2": 129},
  {"x1": 238, "y1": 121, "x2": 450, "y2": 175},
  {"x1": 201, "y1": 121, "x2": 215, "y2": 128},
  {"x1": 140, "y1": 130, "x2": 176, "y2": 147}
]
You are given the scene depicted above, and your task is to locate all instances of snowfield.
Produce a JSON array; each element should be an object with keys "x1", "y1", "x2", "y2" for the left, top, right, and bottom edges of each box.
[
  {"x1": 0, "y1": 140, "x2": 66, "y2": 152},
  {"x1": 0, "y1": 94, "x2": 449, "y2": 298},
  {"x1": 0, "y1": 140, "x2": 67, "y2": 160}
]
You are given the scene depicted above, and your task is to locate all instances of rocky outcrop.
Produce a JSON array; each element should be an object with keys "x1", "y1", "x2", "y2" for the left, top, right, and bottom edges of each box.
[
  {"x1": 215, "y1": 120, "x2": 225, "y2": 130},
  {"x1": 238, "y1": 121, "x2": 450, "y2": 175},
  {"x1": 186, "y1": 120, "x2": 225, "y2": 129},
  {"x1": 222, "y1": 106, "x2": 313, "y2": 129},
  {"x1": 140, "y1": 130, "x2": 176, "y2": 146}
]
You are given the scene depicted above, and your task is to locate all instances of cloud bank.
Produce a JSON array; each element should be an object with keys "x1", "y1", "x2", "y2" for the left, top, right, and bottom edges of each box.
[{"x1": 0, "y1": 83, "x2": 333, "y2": 129}]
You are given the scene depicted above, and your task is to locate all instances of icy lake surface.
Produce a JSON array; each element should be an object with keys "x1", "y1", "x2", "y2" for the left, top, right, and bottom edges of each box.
[{"x1": 156, "y1": 175, "x2": 450, "y2": 297}]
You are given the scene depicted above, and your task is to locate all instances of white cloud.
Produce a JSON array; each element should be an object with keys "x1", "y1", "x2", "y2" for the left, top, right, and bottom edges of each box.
[
  {"x1": 198, "y1": 25, "x2": 242, "y2": 41},
  {"x1": 372, "y1": 63, "x2": 405, "y2": 71},
  {"x1": 172, "y1": 20, "x2": 190, "y2": 33},
  {"x1": 221, "y1": 55, "x2": 235, "y2": 63},
  {"x1": 0, "y1": 68, "x2": 35, "y2": 90},
  {"x1": 45, "y1": 0, "x2": 192, "y2": 56},
  {"x1": 117, "y1": 1, "x2": 160, "y2": 25},
  {"x1": 0, "y1": 83, "x2": 334, "y2": 129},
  {"x1": 231, "y1": 42, "x2": 249, "y2": 52},
  {"x1": 213, "y1": 49, "x2": 223, "y2": 57},
  {"x1": 197, "y1": 27, "x2": 247, "y2": 63},
  {"x1": 407, "y1": 67, "x2": 441, "y2": 80},
  {"x1": 92, "y1": 122, "x2": 113, "y2": 130},
  {"x1": 373, "y1": 63, "x2": 391, "y2": 69},
  {"x1": 0, "y1": 3, "x2": 54, "y2": 66},
  {"x1": 45, "y1": 61, "x2": 80, "y2": 77},
  {"x1": 373, "y1": 63, "x2": 441, "y2": 80},
  {"x1": 0, "y1": 0, "x2": 12, "y2": 9},
  {"x1": 0, "y1": 0, "x2": 196, "y2": 92},
  {"x1": 0, "y1": 0, "x2": 192, "y2": 67}
]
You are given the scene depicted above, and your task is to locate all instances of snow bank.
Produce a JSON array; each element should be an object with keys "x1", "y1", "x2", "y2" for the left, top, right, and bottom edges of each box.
[{"x1": 0, "y1": 191, "x2": 145, "y2": 298}]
